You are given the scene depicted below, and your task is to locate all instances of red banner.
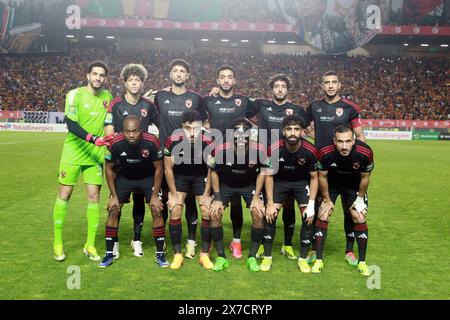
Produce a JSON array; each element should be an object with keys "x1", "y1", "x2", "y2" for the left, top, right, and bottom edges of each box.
[
  {"x1": 81, "y1": 18, "x2": 450, "y2": 36},
  {"x1": 362, "y1": 119, "x2": 450, "y2": 129},
  {"x1": 0, "y1": 111, "x2": 22, "y2": 119}
]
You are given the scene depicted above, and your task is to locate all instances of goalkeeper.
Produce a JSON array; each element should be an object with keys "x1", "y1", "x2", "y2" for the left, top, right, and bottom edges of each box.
[
  {"x1": 52, "y1": 61, "x2": 113, "y2": 262},
  {"x1": 314, "y1": 125, "x2": 374, "y2": 277}
]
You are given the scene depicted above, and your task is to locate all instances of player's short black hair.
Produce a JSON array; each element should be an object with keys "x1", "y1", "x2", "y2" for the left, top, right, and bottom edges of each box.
[
  {"x1": 123, "y1": 115, "x2": 141, "y2": 127},
  {"x1": 87, "y1": 60, "x2": 109, "y2": 76},
  {"x1": 282, "y1": 114, "x2": 305, "y2": 129},
  {"x1": 216, "y1": 65, "x2": 236, "y2": 78},
  {"x1": 334, "y1": 125, "x2": 353, "y2": 136},
  {"x1": 182, "y1": 110, "x2": 202, "y2": 124},
  {"x1": 268, "y1": 73, "x2": 292, "y2": 90},
  {"x1": 322, "y1": 70, "x2": 339, "y2": 82},
  {"x1": 120, "y1": 63, "x2": 148, "y2": 82},
  {"x1": 170, "y1": 59, "x2": 191, "y2": 73},
  {"x1": 232, "y1": 118, "x2": 252, "y2": 131}
]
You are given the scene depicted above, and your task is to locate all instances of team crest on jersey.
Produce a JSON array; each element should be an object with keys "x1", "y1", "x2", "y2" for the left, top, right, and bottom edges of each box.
[
  {"x1": 142, "y1": 149, "x2": 150, "y2": 158},
  {"x1": 141, "y1": 108, "x2": 148, "y2": 117},
  {"x1": 103, "y1": 101, "x2": 108, "y2": 109},
  {"x1": 185, "y1": 99, "x2": 192, "y2": 108},
  {"x1": 336, "y1": 107, "x2": 344, "y2": 117},
  {"x1": 286, "y1": 109, "x2": 293, "y2": 116},
  {"x1": 235, "y1": 99, "x2": 242, "y2": 107},
  {"x1": 352, "y1": 162, "x2": 361, "y2": 170},
  {"x1": 297, "y1": 158, "x2": 306, "y2": 166}
]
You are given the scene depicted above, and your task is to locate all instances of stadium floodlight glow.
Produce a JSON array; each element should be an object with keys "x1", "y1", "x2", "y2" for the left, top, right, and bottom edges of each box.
[
  {"x1": 241, "y1": 40, "x2": 249, "y2": 43},
  {"x1": 201, "y1": 38, "x2": 209, "y2": 42},
  {"x1": 441, "y1": 44, "x2": 448, "y2": 47},
  {"x1": 66, "y1": 35, "x2": 75, "y2": 38},
  {"x1": 267, "y1": 40, "x2": 276, "y2": 43},
  {"x1": 288, "y1": 41, "x2": 296, "y2": 44},
  {"x1": 221, "y1": 39, "x2": 229, "y2": 42},
  {"x1": 106, "y1": 36, "x2": 115, "y2": 39},
  {"x1": 85, "y1": 35, "x2": 94, "y2": 38},
  {"x1": 154, "y1": 37, "x2": 163, "y2": 40},
  {"x1": 420, "y1": 43, "x2": 429, "y2": 47}
]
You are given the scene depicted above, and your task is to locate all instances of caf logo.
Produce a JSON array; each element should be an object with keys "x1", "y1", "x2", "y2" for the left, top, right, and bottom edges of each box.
[
  {"x1": 298, "y1": 158, "x2": 306, "y2": 165},
  {"x1": 141, "y1": 149, "x2": 150, "y2": 158},
  {"x1": 286, "y1": 109, "x2": 293, "y2": 115},
  {"x1": 336, "y1": 108, "x2": 343, "y2": 117},
  {"x1": 185, "y1": 99, "x2": 192, "y2": 108},
  {"x1": 141, "y1": 108, "x2": 148, "y2": 117},
  {"x1": 235, "y1": 99, "x2": 242, "y2": 107},
  {"x1": 352, "y1": 162, "x2": 360, "y2": 170}
]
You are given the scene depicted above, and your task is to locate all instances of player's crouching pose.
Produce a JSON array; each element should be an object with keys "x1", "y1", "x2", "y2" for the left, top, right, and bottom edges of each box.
[
  {"x1": 209, "y1": 119, "x2": 272, "y2": 272},
  {"x1": 99, "y1": 115, "x2": 167, "y2": 268},
  {"x1": 313, "y1": 125, "x2": 374, "y2": 276},
  {"x1": 164, "y1": 110, "x2": 214, "y2": 270},
  {"x1": 263, "y1": 115, "x2": 319, "y2": 272}
]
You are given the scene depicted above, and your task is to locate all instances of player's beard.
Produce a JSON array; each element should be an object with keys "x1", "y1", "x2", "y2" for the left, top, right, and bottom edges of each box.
[
  {"x1": 273, "y1": 93, "x2": 287, "y2": 103},
  {"x1": 286, "y1": 135, "x2": 301, "y2": 146},
  {"x1": 219, "y1": 84, "x2": 234, "y2": 95},
  {"x1": 89, "y1": 79, "x2": 104, "y2": 91},
  {"x1": 172, "y1": 79, "x2": 186, "y2": 88}
]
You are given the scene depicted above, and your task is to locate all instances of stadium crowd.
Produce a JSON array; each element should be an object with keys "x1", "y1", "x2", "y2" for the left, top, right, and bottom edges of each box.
[{"x1": 0, "y1": 49, "x2": 448, "y2": 120}]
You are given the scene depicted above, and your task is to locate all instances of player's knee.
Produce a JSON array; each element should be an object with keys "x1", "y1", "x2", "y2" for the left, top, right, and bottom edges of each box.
[
  {"x1": 108, "y1": 205, "x2": 120, "y2": 220},
  {"x1": 87, "y1": 192, "x2": 100, "y2": 203},
  {"x1": 210, "y1": 216, "x2": 222, "y2": 227},
  {"x1": 170, "y1": 206, "x2": 182, "y2": 220},
  {"x1": 152, "y1": 215, "x2": 164, "y2": 228}
]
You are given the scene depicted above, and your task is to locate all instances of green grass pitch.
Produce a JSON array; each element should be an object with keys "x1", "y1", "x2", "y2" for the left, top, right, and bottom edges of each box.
[{"x1": 0, "y1": 132, "x2": 449, "y2": 299}]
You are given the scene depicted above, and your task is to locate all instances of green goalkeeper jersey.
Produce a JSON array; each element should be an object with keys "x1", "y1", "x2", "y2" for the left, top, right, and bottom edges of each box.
[{"x1": 60, "y1": 86, "x2": 113, "y2": 165}]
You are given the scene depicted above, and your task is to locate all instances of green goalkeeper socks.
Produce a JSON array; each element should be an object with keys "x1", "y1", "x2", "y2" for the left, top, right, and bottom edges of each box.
[
  {"x1": 53, "y1": 198, "x2": 68, "y2": 247},
  {"x1": 85, "y1": 202, "x2": 101, "y2": 248}
]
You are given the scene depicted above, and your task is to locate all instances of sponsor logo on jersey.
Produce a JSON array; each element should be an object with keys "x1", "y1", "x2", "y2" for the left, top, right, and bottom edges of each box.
[
  {"x1": 185, "y1": 99, "x2": 192, "y2": 108},
  {"x1": 141, "y1": 108, "x2": 147, "y2": 117},
  {"x1": 336, "y1": 107, "x2": 343, "y2": 117},
  {"x1": 352, "y1": 162, "x2": 361, "y2": 170},
  {"x1": 317, "y1": 108, "x2": 322, "y2": 113},
  {"x1": 164, "y1": 100, "x2": 170, "y2": 104},
  {"x1": 215, "y1": 100, "x2": 221, "y2": 104},
  {"x1": 330, "y1": 163, "x2": 337, "y2": 167},
  {"x1": 141, "y1": 149, "x2": 150, "y2": 158},
  {"x1": 298, "y1": 157, "x2": 306, "y2": 165},
  {"x1": 122, "y1": 111, "x2": 129, "y2": 116},
  {"x1": 266, "y1": 107, "x2": 272, "y2": 111},
  {"x1": 120, "y1": 152, "x2": 127, "y2": 156},
  {"x1": 286, "y1": 108, "x2": 293, "y2": 115},
  {"x1": 235, "y1": 99, "x2": 242, "y2": 107},
  {"x1": 279, "y1": 157, "x2": 285, "y2": 162}
]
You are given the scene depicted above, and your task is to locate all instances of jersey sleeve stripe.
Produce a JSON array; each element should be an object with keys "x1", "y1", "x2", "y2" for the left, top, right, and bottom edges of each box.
[
  {"x1": 142, "y1": 133, "x2": 161, "y2": 148},
  {"x1": 318, "y1": 145, "x2": 335, "y2": 159},
  {"x1": 302, "y1": 142, "x2": 318, "y2": 158},
  {"x1": 165, "y1": 133, "x2": 184, "y2": 149},
  {"x1": 110, "y1": 133, "x2": 125, "y2": 145},
  {"x1": 355, "y1": 146, "x2": 373, "y2": 161},
  {"x1": 107, "y1": 96, "x2": 123, "y2": 113},
  {"x1": 342, "y1": 98, "x2": 362, "y2": 113},
  {"x1": 351, "y1": 118, "x2": 362, "y2": 128}
]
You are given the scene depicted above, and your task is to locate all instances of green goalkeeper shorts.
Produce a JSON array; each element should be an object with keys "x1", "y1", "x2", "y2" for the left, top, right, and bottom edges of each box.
[{"x1": 58, "y1": 162, "x2": 103, "y2": 186}]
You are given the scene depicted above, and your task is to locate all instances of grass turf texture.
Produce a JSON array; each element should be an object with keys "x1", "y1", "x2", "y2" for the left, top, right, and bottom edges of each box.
[{"x1": 0, "y1": 132, "x2": 449, "y2": 300}]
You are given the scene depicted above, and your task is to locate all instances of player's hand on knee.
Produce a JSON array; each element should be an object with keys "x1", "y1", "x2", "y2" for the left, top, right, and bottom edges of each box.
[
  {"x1": 319, "y1": 199, "x2": 334, "y2": 219},
  {"x1": 199, "y1": 195, "x2": 213, "y2": 211},
  {"x1": 351, "y1": 196, "x2": 367, "y2": 215},
  {"x1": 210, "y1": 200, "x2": 224, "y2": 219},
  {"x1": 250, "y1": 198, "x2": 265, "y2": 219},
  {"x1": 304, "y1": 200, "x2": 315, "y2": 225},
  {"x1": 265, "y1": 203, "x2": 277, "y2": 224},
  {"x1": 150, "y1": 195, "x2": 164, "y2": 215},
  {"x1": 108, "y1": 195, "x2": 120, "y2": 212},
  {"x1": 167, "y1": 192, "x2": 180, "y2": 211}
]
